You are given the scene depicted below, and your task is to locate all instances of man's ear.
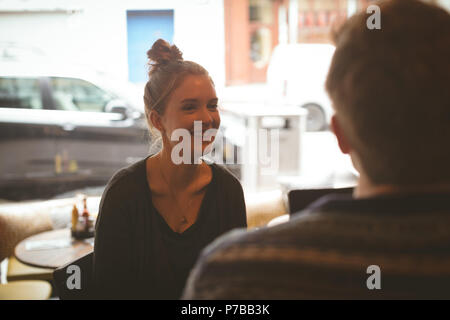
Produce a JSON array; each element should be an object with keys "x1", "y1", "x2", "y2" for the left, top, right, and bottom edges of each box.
[
  {"x1": 331, "y1": 114, "x2": 351, "y2": 154},
  {"x1": 149, "y1": 110, "x2": 164, "y2": 133}
]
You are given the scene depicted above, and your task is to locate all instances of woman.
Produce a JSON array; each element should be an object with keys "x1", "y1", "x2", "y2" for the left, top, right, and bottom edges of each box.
[{"x1": 92, "y1": 39, "x2": 247, "y2": 299}]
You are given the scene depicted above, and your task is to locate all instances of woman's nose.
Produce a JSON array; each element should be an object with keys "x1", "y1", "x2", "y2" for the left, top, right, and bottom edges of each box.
[{"x1": 199, "y1": 106, "x2": 213, "y2": 128}]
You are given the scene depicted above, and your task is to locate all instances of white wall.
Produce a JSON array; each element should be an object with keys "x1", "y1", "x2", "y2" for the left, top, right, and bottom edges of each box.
[{"x1": 0, "y1": 0, "x2": 226, "y2": 88}]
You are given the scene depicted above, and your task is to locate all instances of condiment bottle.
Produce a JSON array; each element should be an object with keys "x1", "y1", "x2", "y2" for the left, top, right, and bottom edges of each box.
[
  {"x1": 71, "y1": 204, "x2": 79, "y2": 231},
  {"x1": 82, "y1": 197, "x2": 90, "y2": 231}
]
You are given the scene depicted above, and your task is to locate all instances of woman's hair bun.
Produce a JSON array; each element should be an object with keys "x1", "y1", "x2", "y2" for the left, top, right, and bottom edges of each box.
[{"x1": 147, "y1": 39, "x2": 183, "y2": 67}]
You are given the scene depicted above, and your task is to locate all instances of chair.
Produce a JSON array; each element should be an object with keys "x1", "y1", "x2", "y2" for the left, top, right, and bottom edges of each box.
[
  {"x1": 0, "y1": 281, "x2": 52, "y2": 300},
  {"x1": 288, "y1": 187, "x2": 353, "y2": 214},
  {"x1": 7, "y1": 257, "x2": 53, "y2": 282},
  {"x1": 53, "y1": 252, "x2": 94, "y2": 300},
  {"x1": 0, "y1": 204, "x2": 54, "y2": 285}
]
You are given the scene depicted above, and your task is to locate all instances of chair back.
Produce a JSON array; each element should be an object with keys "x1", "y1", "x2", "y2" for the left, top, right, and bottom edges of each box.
[{"x1": 53, "y1": 251, "x2": 93, "y2": 300}]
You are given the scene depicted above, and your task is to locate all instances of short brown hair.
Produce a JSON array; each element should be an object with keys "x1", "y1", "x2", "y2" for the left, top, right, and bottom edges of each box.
[{"x1": 326, "y1": 0, "x2": 450, "y2": 185}]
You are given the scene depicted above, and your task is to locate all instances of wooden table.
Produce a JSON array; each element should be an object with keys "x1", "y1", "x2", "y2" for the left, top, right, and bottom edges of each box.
[{"x1": 14, "y1": 228, "x2": 93, "y2": 269}]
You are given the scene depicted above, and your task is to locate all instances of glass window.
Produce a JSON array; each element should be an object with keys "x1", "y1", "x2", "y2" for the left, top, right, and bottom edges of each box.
[
  {"x1": 297, "y1": 0, "x2": 345, "y2": 43},
  {"x1": 249, "y1": 0, "x2": 273, "y2": 24},
  {"x1": 50, "y1": 77, "x2": 115, "y2": 112},
  {"x1": 0, "y1": 77, "x2": 43, "y2": 109},
  {"x1": 249, "y1": 0, "x2": 274, "y2": 69},
  {"x1": 250, "y1": 27, "x2": 272, "y2": 67}
]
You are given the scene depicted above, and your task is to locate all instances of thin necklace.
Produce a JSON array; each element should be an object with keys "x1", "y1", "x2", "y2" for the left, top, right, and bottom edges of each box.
[{"x1": 159, "y1": 161, "x2": 195, "y2": 226}]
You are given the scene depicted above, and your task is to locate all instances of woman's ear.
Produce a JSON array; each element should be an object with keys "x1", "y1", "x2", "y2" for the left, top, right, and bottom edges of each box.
[
  {"x1": 331, "y1": 114, "x2": 351, "y2": 154},
  {"x1": 149, "y1": 110, "x2": 164, "y2": 133}
]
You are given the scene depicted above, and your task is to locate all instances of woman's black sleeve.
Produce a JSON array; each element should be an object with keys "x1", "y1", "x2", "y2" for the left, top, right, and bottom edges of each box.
[
  {"x1": 92, "y1": 185, "x2": 134, "y2": 299},
  {"x1": 231, "y1": 179, "x2": 248, "y2": 229}
]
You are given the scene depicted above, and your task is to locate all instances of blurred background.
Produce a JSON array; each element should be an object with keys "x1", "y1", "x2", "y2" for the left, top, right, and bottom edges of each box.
[{"x1": 1, "y1": 0, "x2": 449, "y2": 202}]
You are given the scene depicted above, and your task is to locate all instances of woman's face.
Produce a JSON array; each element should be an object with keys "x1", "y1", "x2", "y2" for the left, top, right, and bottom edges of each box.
[{"x1": 155, "y1": 74, "x2": 221, "y2": 160}]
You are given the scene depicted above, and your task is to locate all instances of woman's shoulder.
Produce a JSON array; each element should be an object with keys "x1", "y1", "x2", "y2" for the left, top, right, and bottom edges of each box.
[
  {"x1": 209, "y1": 162, "x2": 241, "y2": 186},
  {"x1": 207, "y1": 161, "x2": 245, "y2": 199},
  {"x1": 102, "y1": 157, "x2": 148, "y2": 201}
]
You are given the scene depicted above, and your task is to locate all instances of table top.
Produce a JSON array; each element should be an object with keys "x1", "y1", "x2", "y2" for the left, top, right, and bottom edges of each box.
[{"x1": 14, "y1": 228, "x2": 93, "y2": 270}]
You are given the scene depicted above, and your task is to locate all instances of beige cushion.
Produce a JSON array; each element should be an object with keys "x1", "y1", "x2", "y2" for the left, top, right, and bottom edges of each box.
[
  {"x1": 0, "y1": 197, "x2": 93, "y2": 262},
  {"x1": 7, "y1": 257, "x2": 53, "y2": 282},
  {"x1": 0, "y1": 280, "x2": 52, "y2": 300},
  {"x1": 245, "y1": 190, "x2": 287, "y2": 228},
  {"x1": 0, "y1": 203, "x2": 53, "y2": 262}
]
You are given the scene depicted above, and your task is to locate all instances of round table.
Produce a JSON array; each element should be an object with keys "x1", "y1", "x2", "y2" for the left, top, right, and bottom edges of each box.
[{"x1": 14, "y1": 228, "x2": 93, "y2": 269}]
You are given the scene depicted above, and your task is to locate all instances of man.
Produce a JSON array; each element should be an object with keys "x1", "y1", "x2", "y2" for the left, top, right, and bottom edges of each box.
[{"x1": 182, "y1": 0, "x2": 450, "y2": 299}]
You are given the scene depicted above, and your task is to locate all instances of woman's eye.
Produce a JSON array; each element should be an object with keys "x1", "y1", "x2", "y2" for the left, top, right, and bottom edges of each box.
[
  {"x1": 182, "y1": 104, "x2": 196, "y2": 111},
  {"x1": 208, "y1": 104, "x2": 218, "y2": 110}
]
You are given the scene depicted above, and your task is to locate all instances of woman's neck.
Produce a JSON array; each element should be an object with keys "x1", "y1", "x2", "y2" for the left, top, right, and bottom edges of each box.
[{"x1": 157, "y1": 148, "x2": 204, "y2": 192}]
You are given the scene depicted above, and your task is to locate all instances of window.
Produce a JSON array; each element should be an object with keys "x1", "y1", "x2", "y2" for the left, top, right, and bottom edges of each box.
[
  {"x1": 0, "y1": 77, "x2": 43, "y2": 109},
  {"x1": 50, "y1": 77, "x2": 115, "y2": 112},
  {"x1": 250, "y1": 27, "x2": 272, "y2": 68}
]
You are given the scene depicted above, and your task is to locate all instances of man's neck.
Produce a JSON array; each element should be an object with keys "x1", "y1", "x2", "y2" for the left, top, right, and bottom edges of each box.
[{"x1": 354, "y1": 173, "x2": 450, "y2": 199}]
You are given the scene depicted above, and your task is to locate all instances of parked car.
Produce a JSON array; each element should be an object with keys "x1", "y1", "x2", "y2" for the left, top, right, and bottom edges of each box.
[
  {"x1": 266, "y1": 43, "x2": 336, "y2": 131},
  {"x1": 0, "y1": 60, "x2": 151, "y2": 200}
]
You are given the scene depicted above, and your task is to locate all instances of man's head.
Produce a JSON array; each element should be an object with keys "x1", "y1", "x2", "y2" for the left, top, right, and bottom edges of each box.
[{"x1": 326, "y1": 0, "x2": 450, "y2": 187}]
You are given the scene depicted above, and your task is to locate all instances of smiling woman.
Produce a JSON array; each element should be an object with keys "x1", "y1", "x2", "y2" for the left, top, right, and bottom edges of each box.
[
  {"x1": 153, "y1": 73, "x2": 221, "y2": 164},
  {"x1": 92, "y1": 39, "x2": 247, "y2": 299}
]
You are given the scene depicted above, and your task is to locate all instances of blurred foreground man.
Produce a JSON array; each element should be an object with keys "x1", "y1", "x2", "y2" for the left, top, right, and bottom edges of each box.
[{"x1": 182, "y1": 0, "x2": 450, "y2": 299}]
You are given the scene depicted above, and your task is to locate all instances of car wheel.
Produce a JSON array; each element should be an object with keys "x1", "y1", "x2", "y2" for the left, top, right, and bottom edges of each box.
[{"x1": 302, "y1": 103, "x2": 326, "y2": 131}]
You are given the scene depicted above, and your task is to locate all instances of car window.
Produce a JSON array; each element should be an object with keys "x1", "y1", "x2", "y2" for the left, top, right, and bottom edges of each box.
[
  {"x1": 0, "y1": 77, "x2": 43, "y2": 109},
  {"x1": 50, "y1": 77, "x2": 115, "y2": 112}
]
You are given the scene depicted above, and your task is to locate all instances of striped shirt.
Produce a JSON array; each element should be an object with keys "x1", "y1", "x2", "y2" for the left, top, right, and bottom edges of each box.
[{"x1": 183, "y1": 193, "x2": 450, "y2": 299}]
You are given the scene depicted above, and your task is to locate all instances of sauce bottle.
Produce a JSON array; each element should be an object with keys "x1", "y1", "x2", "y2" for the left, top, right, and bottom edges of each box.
[
  {"x1": 82, "y1": 197, "x2": 90, "y2": 232},
  {"x1": 71, "y1": 204, "x2": 79, "y2": 232}
]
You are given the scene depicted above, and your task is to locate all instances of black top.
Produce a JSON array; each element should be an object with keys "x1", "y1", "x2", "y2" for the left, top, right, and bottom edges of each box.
[{"x1": 92, "y1": 156, "x2": 247, "y2": 299}]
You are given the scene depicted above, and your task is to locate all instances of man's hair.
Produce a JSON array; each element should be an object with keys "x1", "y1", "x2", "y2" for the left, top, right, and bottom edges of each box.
[{"x1": 326, "y1": 0, "x2": 450, "y2": 185}]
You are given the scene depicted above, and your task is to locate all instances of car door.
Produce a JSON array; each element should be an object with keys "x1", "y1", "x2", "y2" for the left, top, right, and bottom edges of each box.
[
  {"x1": 47, "y1": 76, "x2": 150, "y2": 188},
  {"x1": 0, "y1": 76, "x2": 59, "y2": 200}
]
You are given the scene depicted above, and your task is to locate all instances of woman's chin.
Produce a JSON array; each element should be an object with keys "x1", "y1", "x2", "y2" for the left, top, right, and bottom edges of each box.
[{"x1": 191, "y1": 143, "x2": 213, "y2": 159}]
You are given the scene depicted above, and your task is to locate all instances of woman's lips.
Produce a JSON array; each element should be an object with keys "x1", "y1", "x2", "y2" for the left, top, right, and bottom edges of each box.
[
  {"x1": 189, "y1": 129, "x2": 216, "y2": 143},
  {"x1": 190, "y1": 128, "x2": 213, "y2": 135}
]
